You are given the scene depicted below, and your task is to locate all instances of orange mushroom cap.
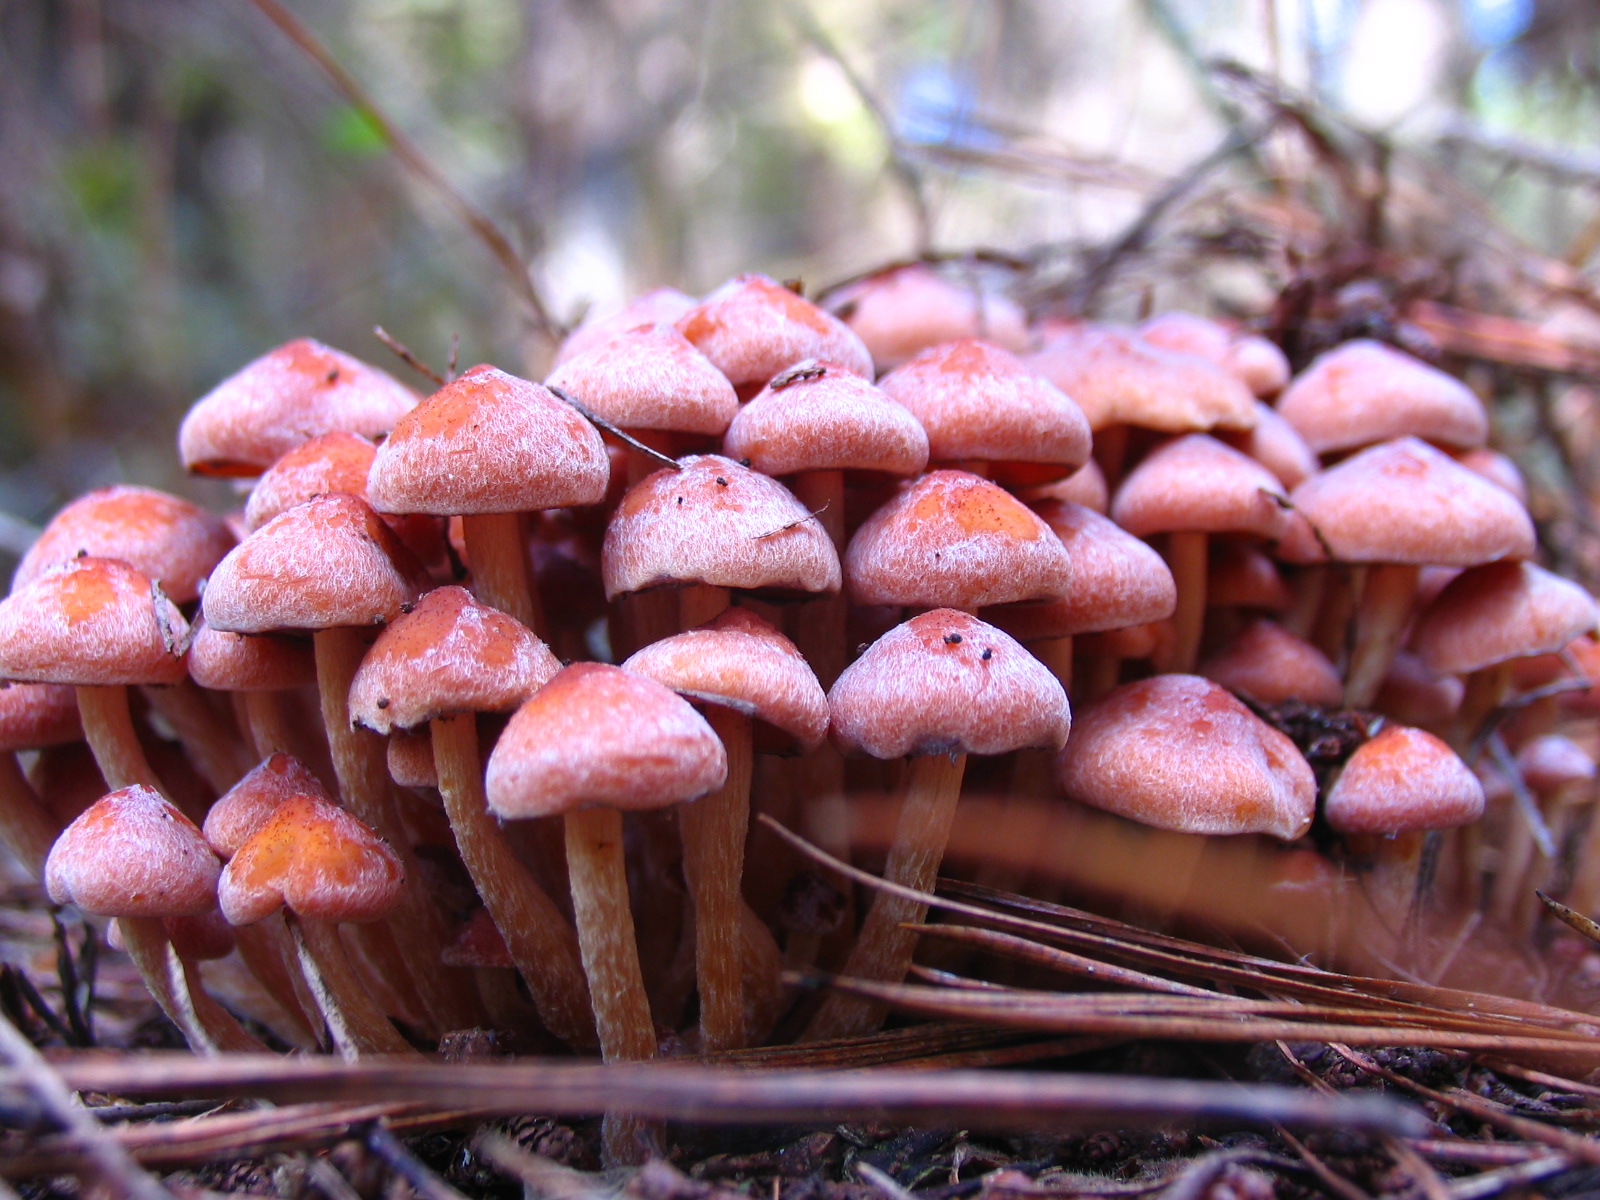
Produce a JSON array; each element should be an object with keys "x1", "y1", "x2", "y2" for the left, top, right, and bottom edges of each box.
[{"x1": 1322, "y1": 725, "x2": 1484, "y2": 835}]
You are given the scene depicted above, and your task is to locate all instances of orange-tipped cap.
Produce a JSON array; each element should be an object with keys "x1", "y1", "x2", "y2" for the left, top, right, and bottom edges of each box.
[
  {"x1": 603, "y1": 455, "x2": 840, "y2": 599},
  {"x1": 1110, "y1": 433, "x2": 1289, "y2": 540},
  {"x1": 348, "y1": 585, "x2": 561, "y2": 733},
  {"x1": 46, "y1": 784, "x2": 220, "y2": 917},
  {"x1": 203, "y1": 753, "x2": 333, "y2": 858},
  {"x1": 485, "y1": 662, "x2": 726, "y2": 819},
  {"x1": 554, "y1": 287, "x2": 697, "y2": 366},
  {"x1": 179, "y1": 339, "x2": 418, "y2": 476},
  {"x1": 367, "y1": 364, "x2": 609, "y2": 516},
  {"x1": 829, "y1": 610, "x2": 1070, "y2": 759},
  {"x1": 203, "y1": 494, "x2": 431, "y2": 633},
  {"x1": 16, "y1": 486, "x2": 234, "y2": 606},
  {"x1": 244, "y1": 431, "x2": 379, "y2": 532},
  {"x1": 0, "y1": 557, "x2": 188, "y2": 686},
  {"x1": 1057, "y1": 674, "x2": 1315, "y2": 840},
  {"x1": 218, "y1": 794, "x2": 405, "y2": 925},
  {"x1": 622, "y1": 607, "x2": 829, "y2": 752},
  {"x1": 1323, "y1": 725, "x2": 1483, "y2": 835},
  {"x1": 675, "y1": 274, "x2": 872, "y2": 388},
  {"x1": 845, "y1": 470, "x2": 1071, "y2": 609}
]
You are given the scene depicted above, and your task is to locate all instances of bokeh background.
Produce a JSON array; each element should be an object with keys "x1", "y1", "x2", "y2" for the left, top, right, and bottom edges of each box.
[{"x1": 2, "y1": 0, "x2": 1598, "y2": 574}]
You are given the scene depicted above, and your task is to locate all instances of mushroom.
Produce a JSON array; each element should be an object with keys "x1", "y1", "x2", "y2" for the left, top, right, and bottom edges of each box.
[{"x1": 824, "y1": 262, "x2": 1031, "y2": 372}]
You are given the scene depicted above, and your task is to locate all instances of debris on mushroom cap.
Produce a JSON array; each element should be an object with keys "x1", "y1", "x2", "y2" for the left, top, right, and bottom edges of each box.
[
  {"x1": 218, "y1": 794, "x2": 405, "y2": 926},
  {"x1": 203, "y1": 753, "x2": 333, "y2": 858},
  {"x1": 202, "y1": 493, "x2": 431, "y2": 634},
  {"x1": 553, "y1": 287, "x2": 697, "y2": 367},
  {"x1": 1199, "y1": 619, "x2": 1344, "y2": 708},
  {"x1": 1409, "y1": 560, "x2": 1600, "y2": 676},
  {"x1": 723, "y1": 360, "x2": 930, "y2": 478},
  {"x1": 545, "y1": 324, "x2": 739, "y2": 436},
  {"x1": 1024, "y1": 324, "x2": 1257, "y2": 433},
  {"x1": 986, "y1": 501, "x2": 1175, "y2": 640},
  {"x1": 1111, "y1": 433, "x2": 1290, "y2": 540},
  {"x1": 0, "y1": 556, "x2": 189, "y2": 686},
  {"x1": 1323, "y1": 724, "x2": 1484, "y2": 835},
  {"x1": 602, "y1": 454, "x2": 841, "y2": 600},
  {"x1": 844, "y1": 470, "x2": 1072, "y2": 609},
  {"x1": 829, "y1": 609, "x2": 1070, "y2": 759},
  {"x1": 0, "y1": 682, "x2": 82, "y2": 753},
  {"x1": 827, "y1": 262, "x2": 1031, "y2": 372},
  {"x1": 187, "y1": 619, "x2": 316, "y2": 693},
  {"x1": 367, "y1": 364, "x2": 609, "y2": 517},
  {"x1": 243, "y1": 431, "x2": 379, "y2": 532},
  {"x1": 622, "y1": 607, "x2": 829, "y2": 752},
  {"x1": 874, "y1": 339, "x2": 1091, "y2": 479},
  {"x1": 1277, "y1": 436, "x2": 1536, "y2": 566},
  {"x1": 1276, "y1": 339, "x2": 1488, "y2": 456},
  {"x1": 484, "y1": 662, "x2": 727, "y2": 820},
  {"x1": 348, "y1": 585, "x2": 561, "y2": 734},
  {"x1": 675, "y1": 273, "x2": 873, "y2": 387},
  {"x1": 179, "y1": 338, "x2": 418, "y2": 477},
  {"x1": 1057, "y1": 674, "x2": 1316, "y2": 840},
  {"x1": 46, "y1": 784, "x2": 221, "y2": 917},
  {"x1": 15, "y1": 485, "x2": 236, "y2": 606}
]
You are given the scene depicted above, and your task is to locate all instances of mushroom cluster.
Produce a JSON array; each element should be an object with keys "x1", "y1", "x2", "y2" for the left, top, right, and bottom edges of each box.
[{"x1": 8, "y1": 269, "x2": 1599, "y2": 1139}]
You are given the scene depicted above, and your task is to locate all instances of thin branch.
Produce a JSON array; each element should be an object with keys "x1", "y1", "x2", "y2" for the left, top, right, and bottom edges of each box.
[
  {"x1": 544, "y1": 385, "x2": 681, "y2": 468},
  {"x1": 374, "y1": 326, "x2": 446, "y2": 388},
  {"x1": 244, "y1": 0, "x2": 560, "y2": 340}
]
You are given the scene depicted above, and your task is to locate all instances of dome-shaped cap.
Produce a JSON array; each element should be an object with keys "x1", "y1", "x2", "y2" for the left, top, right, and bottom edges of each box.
[
  {"x1": 1022, "y1": 459, "x2": 1109, "y2": 514},
  {"x1": 187, "y1": 619, "x2": 316, "y2": 692},
  {"x1": 622, "y1": 607, "x2": 829, "y2": 752},
  {"x1": 1279, "y1": 437, "x2": 1535, "y2": 566},
  {"x1": 845, "y1": 470, "x2": 1072, "y2": 609},
  {"x1": 203, "y1": 753, "x2": 333, "y2": 858},
  {"x1": 1111, "y1": 433, "x2": 1289, "y2": 539},
  {"x1": 1323, "y1": 725, "x2": 1484, "y2": 835},
  {"x1": 1224, "y1": 402, "x2": 1318, "y2": 490},
  {"x1": 348, "y1": 585, "x2": 560, "y2": 734},
  {"x1": 985, "y1": 501, "x2": 1175, "y2": 640},
  {"x1": 219, "y1": 794, "x2": 405, "y2": 926},
  {"x1": 0, "y1": 557, "x2": 188, "y2": 686},
  {"x1": 1198, "y1": 618, "x2": 1343, "y2": 707},
  {"x1": 388, "y1": 728, "x2": 437, "y2": 789},
  {"x1": 46, "y1": 784, "x2": 220, "y2": 917},
  {"x1": 179, "y1": 338, "x2": 418, "y2": 476},
  {"x1": 1057, "y1": 674, "x2": 1315, "y2": 840},
  {"x1": 554, "y1": 287, "x2": 697, "y2": 367},
  {"x1": 1024, "y1": 325, "x2": 1257, "y2": 433},
  {"x1": 244, "y1": 431, "x2": 378, "y2": 532},
  {"x1": 15, "y1": 486, "x2": 235, "y2": 606},
  {"x1": 675, "y1": 274, "x2": 873, "y2": 387},
  {"x1": 0, "y1": 682, "x2": 82, "y2": 753},
  {"x1": 724, "y1": 360, "x2": 929, "y2": 477},
  {"x1": 203, "y1": 494, "x2": 431, "y2": 634},
  {"x1": 1517, "y1": 734, "x2": 1596, "y2": 793},
  {"x1": 545, "y1": 324, "x2": 738, "y2": 436},
  {"x1": 828, "y1": 263, "x2": 1031, "y2": 372},
  {"x1": 602, "y1": 455, "x2": 840, "y2": 599},
  {"x1": 829, "y1": 609, "x2": 1070, "y2": 759},
  {"x1": 876, "y1": 339, "x2": 1091, "y2": 479},
  {"x1": 1409, "y1": 560, "x2": 1599, "y2": 675},
  {"x1": 485, "y1": 662, "x2": 727, "y2": 819},
  {"x1": 367, "y1": 364, "x2": 609, "y2": 516},
  {"x1": 1138, "y1": 313, "x2": 1290, "y2": 399},
  {"x1": 1276, "y1": 340, "x2": 1488, "y2": 455}
]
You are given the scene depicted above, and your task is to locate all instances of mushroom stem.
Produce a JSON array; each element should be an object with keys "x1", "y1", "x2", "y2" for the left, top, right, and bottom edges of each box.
[
  {"x1": 791, "y1": 469, "x2": 848, "y2": 686},
  {"x1": 231, "y1": 918, "x2": 321, "y2": 1048},
  {"x1": 75, "y1": 685, "x2": 160, "y2": 792},
  {"x1": 116, "y1": 916, "x2": 264, "y2": 1054},
  {"x1": 679, "y1": 584, "x2": 730, "y2": 631},
  {"x1": 0, "y1": 753, "x2": 59, "y2": 876},
  {"x1": 1344, "y1": 563, "x2": 1421, "y2": 709},
  {"x1": 564, "y1": 805, "x2": 657, "y2": 1064},
  {"x1": 431, "y1": 712, "x2": 597, "y2": 1050},
  {"x1": 141, "y1": 680, "x2": 252, "y2": 795},
  {"x1": 462, "y1": 511, "x2": 544, "y2": 637},
  {"x1": 679, "y1": 707, "x2": 752, "y2": 1052},
  {"x1": 313, "y1": 625, "x2": 483, "y2": 1035},
  {"x1": 240, "y1": 690, "x2": 299, "y2": 760},
  {"x1": 1157, "y1": 531, "x2": 1207, "y2": 674},
  {"x1": 1450, "y1": 662, "x2": 1513, "y2": 752},
  {"x1": 289, "y1": 915, "x2": 419, "y2": 1059},
  {"x1": 564, "y1": 804, "x2": 659, "y2": 1167},
  {"x1": 804, "y1": 751, "x2": 967, "y2": 1042}
]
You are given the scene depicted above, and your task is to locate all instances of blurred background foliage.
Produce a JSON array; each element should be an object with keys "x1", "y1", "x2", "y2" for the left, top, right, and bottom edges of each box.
[{"x1": 2, "y1": 0, "x2": 1600, "y2": 572}]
